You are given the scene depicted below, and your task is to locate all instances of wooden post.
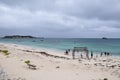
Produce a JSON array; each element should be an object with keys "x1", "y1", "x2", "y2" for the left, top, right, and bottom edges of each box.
[
  {"x1": 72, "y1": 49, "x2": 75, "y2": 59},
  {"x1": 86, "y1": 50, "x2": 89, "y2": 60}
]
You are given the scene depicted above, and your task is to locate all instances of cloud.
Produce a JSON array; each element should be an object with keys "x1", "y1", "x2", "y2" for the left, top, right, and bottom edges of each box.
[
  {"x1": 0, "y1": 3, "x2": 82, "y2": 29},
  {"x1": 56, "y1": 0, "x2": 120, "y2": 21},
  {"x1": 0, "y1": 0, "x2": 120, "y2": 37},
  {"x1": 1, "y1": 0, "x2": 120, "y2": 21},
  {"x1": 92, "y1": 26, "x2": 120, "y2": 32}
]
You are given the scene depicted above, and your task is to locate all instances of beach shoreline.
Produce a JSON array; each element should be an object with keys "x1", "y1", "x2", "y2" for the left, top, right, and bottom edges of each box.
[
  {"x1": 0, "y1": 42, "x2": 120, "y2": 80},
  {"x1": 0, "y1": 38, "x2": 120, "y2": 55}
]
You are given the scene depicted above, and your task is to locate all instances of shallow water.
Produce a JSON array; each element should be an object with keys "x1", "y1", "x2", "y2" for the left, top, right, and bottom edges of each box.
[{"x1": 0, "y1": 38, "x2": 120, "y2": 55}]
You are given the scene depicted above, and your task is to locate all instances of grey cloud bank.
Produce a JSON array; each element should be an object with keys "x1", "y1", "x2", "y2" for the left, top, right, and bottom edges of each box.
[{"x1": 0, "y1": 0, "x2": 120, "y2": 38}]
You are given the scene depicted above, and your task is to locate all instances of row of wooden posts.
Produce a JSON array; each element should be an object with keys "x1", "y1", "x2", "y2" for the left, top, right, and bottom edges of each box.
[
  {"x1": 72, "y1": 47, "x2": 89, "y2": 59},
  {"x1": 66, "y1": 47, "x2": 110, "y2": 60}
]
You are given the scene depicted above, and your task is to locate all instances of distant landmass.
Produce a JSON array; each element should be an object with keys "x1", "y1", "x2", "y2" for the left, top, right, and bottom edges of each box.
[{"x1": 2, "y1": 35, "x2": 36, "y2": 39}]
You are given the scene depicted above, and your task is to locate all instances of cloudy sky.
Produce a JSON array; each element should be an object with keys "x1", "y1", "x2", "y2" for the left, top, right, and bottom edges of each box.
[{"x1": 0, "y1": 0, "x2": 120, "y2": 38}]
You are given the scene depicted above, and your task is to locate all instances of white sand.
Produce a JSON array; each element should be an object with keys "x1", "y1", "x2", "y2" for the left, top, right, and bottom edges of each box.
[{"x1": 0, "y1": 43, "x2": 120, "y2": 80}]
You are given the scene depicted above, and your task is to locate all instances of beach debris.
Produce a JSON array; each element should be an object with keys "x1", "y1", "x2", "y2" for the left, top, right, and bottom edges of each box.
[
  {"x1": 27, "y1": 64, "x2": 37, "y2": 70},
  {"x1": 24, "y1": 60, "x2": 37, "y2": 70},
  {"x1": 0, "y1": 49, "x2": 10, "y2": 56},
  {"x1": 24, "y1": 60, "x2": 30, "y2": 65},
  {"x1": 103, "y1": 78, "x2": 108, "y2": 80},
  {"x1": 23, "y1": 50, "x2": 33, "y2": 52},
  {"x1": 22, "y1": 49, "x2": 70, "y2": 60},
  {"x1": 56, "y1": 66, "x2": 60, "y2": 69},
  {"x1": 7, "y1": 77, "x2": 26, "y2": 80}
]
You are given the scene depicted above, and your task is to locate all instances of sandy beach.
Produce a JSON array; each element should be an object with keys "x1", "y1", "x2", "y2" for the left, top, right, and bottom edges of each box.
[{"x1": 0, "y1": 43, "x2": 120, "y2": 80}]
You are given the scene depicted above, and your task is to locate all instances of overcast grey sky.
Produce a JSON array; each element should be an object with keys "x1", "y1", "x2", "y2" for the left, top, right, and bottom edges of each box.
[{"x1": 0, "y1": 0, "x2": 120, "y2": 38}]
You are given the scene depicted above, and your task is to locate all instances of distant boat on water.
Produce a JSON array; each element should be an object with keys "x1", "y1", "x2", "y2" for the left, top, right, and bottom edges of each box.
[{"x1": 102, "y1": 37, "x2": 108, "y2": 39}]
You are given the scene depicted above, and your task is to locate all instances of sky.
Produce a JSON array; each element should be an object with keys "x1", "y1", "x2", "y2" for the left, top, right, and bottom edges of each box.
[{"x1": 0, "y1": 0, "x2": 120, "y2": 38}]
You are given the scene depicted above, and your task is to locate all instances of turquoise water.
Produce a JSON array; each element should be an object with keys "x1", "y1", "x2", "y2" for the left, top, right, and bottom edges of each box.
[{"x1": 0, "y1": 38, "x2": 120, "y2": 55}]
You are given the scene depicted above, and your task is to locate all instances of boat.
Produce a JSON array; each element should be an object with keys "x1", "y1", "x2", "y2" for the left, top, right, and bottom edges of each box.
[{"x1": 102, "y1": 37, "x2": 108, "y2": 39}]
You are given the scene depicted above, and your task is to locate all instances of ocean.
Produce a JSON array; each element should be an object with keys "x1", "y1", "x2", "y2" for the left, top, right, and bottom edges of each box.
[{"x1": 0, "y1": 38, "x2": 120, "y2": 55}]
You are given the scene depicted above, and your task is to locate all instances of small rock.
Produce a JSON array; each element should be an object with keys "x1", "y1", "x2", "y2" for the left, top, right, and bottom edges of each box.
[
  {"x1": 56, "y1": 66, "x2": 60, "y2": 69},
  {"x1": 103, "y1": 78, "x2": 108, "y2": 80}
]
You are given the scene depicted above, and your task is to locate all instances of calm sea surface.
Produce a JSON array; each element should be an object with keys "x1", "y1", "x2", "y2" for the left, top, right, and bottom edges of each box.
[{"x1": 0, "y1": 38, "x2": 120, "y2": 55}]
